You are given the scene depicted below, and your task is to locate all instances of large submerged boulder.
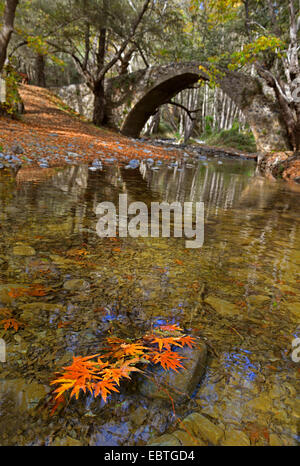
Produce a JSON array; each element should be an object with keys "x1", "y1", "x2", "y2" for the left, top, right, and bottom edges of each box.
[{"x1": 139, "y1": 341, "x2": 207, "y2": 403}]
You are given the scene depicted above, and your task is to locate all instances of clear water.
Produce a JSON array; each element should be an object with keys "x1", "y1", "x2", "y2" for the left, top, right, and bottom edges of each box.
[{"x1": 0, "y1": 156, "x2": 299, "y2": 446}]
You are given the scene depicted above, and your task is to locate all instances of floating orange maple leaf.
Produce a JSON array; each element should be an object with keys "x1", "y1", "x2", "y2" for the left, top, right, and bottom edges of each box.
[
  {"x1": 50, "y1": 323, "x2": 196, "y2": 406},
  {"x1": 119, "y1": 342, "x2": 148, "y2": 357},
  {"x1": 150, "y1": 336, "x2": 183, "y2": 352},
  {"x1": 51, "y1": 354, "x2": 101, "y2": 399},
  {"x1": 151, "y1": 350, "x2": 186, "y2": 372},
  {"x1": 94, "y1": 379, "x2": 119, "y2": 402},
  {"x1": 177, "y1": 335, "x2": 197, "y2": 349},
  {"x1": 159, "y1": 323, "x2": 183, "y2": 332},
  {"x1": 0, "y1": 318, "x2": 22, "y2": 332},
  {"x1": 8, "y1": 284, "x2": 48, "y2": 298},
  {"x1": 57, "y1": 321, "x2": 74, "y2": 328}
]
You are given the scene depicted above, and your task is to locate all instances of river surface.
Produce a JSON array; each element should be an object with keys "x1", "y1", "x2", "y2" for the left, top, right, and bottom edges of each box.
[{"x1": 0, "y1": 153, "x2": 299, "y2": 446}]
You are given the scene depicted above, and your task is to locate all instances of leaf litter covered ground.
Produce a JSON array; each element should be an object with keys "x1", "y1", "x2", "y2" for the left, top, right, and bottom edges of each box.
[{"x1": 0, "y1": 84, "x2": 177, "y2": 168}]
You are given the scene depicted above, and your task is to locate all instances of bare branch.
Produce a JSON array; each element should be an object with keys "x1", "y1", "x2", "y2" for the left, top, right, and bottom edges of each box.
[
  {"x1": 96, "y1": 0, "x2": 152, "y2": 82},
  {"x1": 166, "y1": 100, "x2": 201, "y2": 121}
]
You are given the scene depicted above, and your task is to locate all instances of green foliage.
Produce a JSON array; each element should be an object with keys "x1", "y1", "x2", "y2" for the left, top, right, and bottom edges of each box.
[
  {"x1": 204, "y1": 115, "x2": 213, "y2": 136},
  {"x1": 204, "y1": 125, "x2": 257, "y2": 153},
  {"x1": 229, "y1": 36, "x2": 285, "y2": 70},
  {"x1": 0, "y1": 65, "x2": 23, "y2": 116}
]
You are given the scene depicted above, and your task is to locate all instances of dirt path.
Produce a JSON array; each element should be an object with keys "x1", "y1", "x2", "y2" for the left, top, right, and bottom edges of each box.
[{"x1": 0, "y1": 85, "x2": 177, "y2": 168}]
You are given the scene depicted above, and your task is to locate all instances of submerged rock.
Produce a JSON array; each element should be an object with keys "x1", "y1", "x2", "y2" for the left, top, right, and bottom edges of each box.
[
  {"x1": 139, "y1": 341, "x2": 207, "y2": 402},
  {"x1": 52, "y1": 436, "x2": 82, "y2": 446},
  {"x1": 205, "y1": 295, "x2": 240, "y2": 317},
  {"x1": 247, "y1": 295, "x2": 270, "y2": 306},
  {"x1": 179, "y1": 413, "x2": 224, "y2": 445},
  {"x1": 221, "y1": 428, "x2": 250, "y2": 446},
  {"x1": 0, "y1": 284, "x2": 29, "y2": 305},
  {"x1": 63, "y1": 279, "x2": 90, "y2": 292},
  {"x1": 286, "y1": 302, "x2": 300, "y2": 320},
  {"x1": 12, "y1": 244, "x2": 36, "y2": 256},
  {"x1": 148, "y1": 412, "x2": 225, "y2": 446},
  {"x1": 0, "y1": 378, "x2": 48, "y2": 413},
  {"x1": 148, "y1": 434, "x2": 181, "y2": 446}
]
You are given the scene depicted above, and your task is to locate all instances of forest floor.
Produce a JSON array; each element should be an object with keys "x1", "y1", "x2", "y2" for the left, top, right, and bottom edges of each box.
[
  {"x1": 0, "y1": 84, "x2": 179, "y2": 169},
  {"x1": 1, "y1": 84, "x2": 299, "y2": 184}
]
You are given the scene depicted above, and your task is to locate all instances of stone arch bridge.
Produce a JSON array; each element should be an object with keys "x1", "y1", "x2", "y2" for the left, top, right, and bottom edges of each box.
[{"x1": 56, "y1": 62, "x2": 290, "y2": 152}]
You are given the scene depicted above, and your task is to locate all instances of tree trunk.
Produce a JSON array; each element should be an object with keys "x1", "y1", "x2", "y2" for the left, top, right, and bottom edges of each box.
[
  {"x1": 35, "y1": 54, "x2": 46, "y2": 87},
  {"x1": 0, "y1": 0, "x2": 19, "y2": 73},
  {"x1": 93, "y1": 79, "x2": 106, "y2": 126}
]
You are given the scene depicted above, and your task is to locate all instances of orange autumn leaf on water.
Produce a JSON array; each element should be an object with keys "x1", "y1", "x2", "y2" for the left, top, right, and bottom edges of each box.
[
  {"x1": 0, "y1": 318, "x2": 22, "y2": 332},
  {"x1": 174, "y1": 259, "x2": 184, "y2": 266},
  {"x1": 177, "y1": 335, "x2": 197, "y2": 349},
  {"x1": 151, "y1": 350, "x2": 186, "y2": 372},
  {"x1": 50, "y1": 395, "x2": 65, "y2": 417},
  {"x1": 57, "y1": 321, "x2": 74, "y2": 328},
  {"x1": 51, "y1": 354, "x2": 101, "y2": 399},
  {"x1": 117, "y1": 342, "x2": 148, "y2": 358},
  {"x1": 159, "y1": 323, "x2": 183, "y2": 332},
  {"x1": 8, "y1": 284, "x2": 48, "y2": 298},
  {"x1": 67, "y1": 248, "x2": 88, "y2": 257},
  {"x1": 50, "y1": 322, "x2": 197, "y2": 407},
  {"x1": 150, "y1": 336, "x2": 183, "y2": 352},
  {"x1": 8, "y1": 287, "x2": 28, "y2": 298},
  {"x1": 94, "y1": 379, "x2": 119, "y2": 402},
  {"x1": 27, "y1": 285, "x2": 48, "y2": 297}
]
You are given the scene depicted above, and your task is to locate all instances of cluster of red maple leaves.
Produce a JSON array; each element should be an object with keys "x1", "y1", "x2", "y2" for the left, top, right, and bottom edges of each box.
[{"x1": 50, "y1": 324, "x2": 196, "y2": 408}]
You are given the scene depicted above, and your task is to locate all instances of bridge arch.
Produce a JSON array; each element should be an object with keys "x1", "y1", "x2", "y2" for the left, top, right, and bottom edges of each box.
[
  {"x1": 121, "y1": 72, "x2": 200, "y2": 138},
  {"x1": 105, "y1": 62, "x2": 290, "y2": 152}
]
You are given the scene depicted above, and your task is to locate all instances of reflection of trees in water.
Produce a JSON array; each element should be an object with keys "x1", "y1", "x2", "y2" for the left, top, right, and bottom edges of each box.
[
  {"x1": 139, "y1": 161, "x2": 253, "y2": 215},
  {"x1": 1, "y1": 161, "x2": 299, "y2": 268},
  {"x1": 137, "y1": 161, "x2": 300, "y2": 279}
]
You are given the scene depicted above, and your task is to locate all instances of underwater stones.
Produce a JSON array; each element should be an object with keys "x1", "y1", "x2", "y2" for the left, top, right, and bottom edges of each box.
[
  {"x1": 269, "y1": 433, "x2": 284, "y2": 446},
  {"x1": 53, "y1": 436, "x2": 82, "y2": 446},
  {"x1": 139, "y1": 342, "x2": 207, "y2": 402},
  {"x1": 205, "y1": 296, "x2": 240, "y2": 317},
  {"x1": 286, "y1": 302, "x2": 300, "y2": 320},
  {"x1": 179, "y1": 413, "x2": 224, "y2": 445},
  {"x1": 247, "y1": 295, "x2": 270, "y2": 306},
  {"x1": 20, "y1": 302, "x2": 66, "y2": 325},
  {"x1": 133, "y1": 406, "x2": 148, "y2": 426},
  {"x1": 12, "y1": 244, "x2": 36, "y2": 256},
  {"x1": 221, "y1": 428, "x2": 250, "y2": 446},
  {"x1": 89, "y1": 421, "x2": 131, "y2": 446},
  {"x1": 0, "y1": 284, "x2": 27, "y2": 305},
  {"x1": 171, "y1": 429, "x2": 205, "y2": 446},
  {"x1": 63, "y1": 279, "x2": 90, "y2": 292},
  {"x1": 245, "y1": 393, "x2": 274, "y2": 412},
  {"x1": 148, "y1": 434, "x2": 181, "y2": 446},
  {"x1": 0, "y1": 378, "x2": 48, "y2": 413}
]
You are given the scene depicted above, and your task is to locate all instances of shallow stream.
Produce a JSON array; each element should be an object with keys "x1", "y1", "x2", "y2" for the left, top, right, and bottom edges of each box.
[{"x1": 0, "y1": 153, "x2": 299, "y2": 445}]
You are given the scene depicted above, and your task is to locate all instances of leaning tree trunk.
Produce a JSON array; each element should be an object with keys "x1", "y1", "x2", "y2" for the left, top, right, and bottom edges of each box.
[
  {"x1": 92, "y1": 79, "x2": 106, "y2": 126},
  {"x1": 0, "y1": 0, "x2": 19, "y2": 74},
  {"x1": 35, "y1": 54, "x2": 46, "y2": 87}
]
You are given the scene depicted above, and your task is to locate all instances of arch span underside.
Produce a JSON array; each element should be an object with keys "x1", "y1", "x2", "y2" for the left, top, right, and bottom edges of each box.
[
  {"x1": 120, "y1": 73, "x2": 200, "y2": 138},
  {"x1": 111, "y1": 63, "x2": 291, "y2": 151}
]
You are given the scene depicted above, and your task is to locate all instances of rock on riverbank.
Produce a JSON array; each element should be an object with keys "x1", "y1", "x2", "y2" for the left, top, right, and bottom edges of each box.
[{"x1": 258, "y1": 151, "x2": 300, "y2": 183}]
